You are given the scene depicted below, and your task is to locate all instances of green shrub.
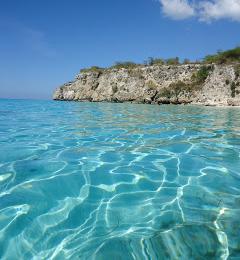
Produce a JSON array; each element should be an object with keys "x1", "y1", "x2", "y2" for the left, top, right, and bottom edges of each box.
[
  {"x1": 204, "y1": 54, "x2": 225, "y2": 64},
  {"x1": 169, "y1": 81, "x2": 187, "y2": 96},
  {"x1": 153, "y1": 58, "x2": 165, "y2": 65},
  {"x1": 146, "y1": 57, "x2": 165, "y2": 66},
  {"x1": 192, "y1": 65, "x2": 213, "y2": 84},
  {"x1": 165, "y1": 57, "x2": 180, "y2": 65},
  {"x1": 159, "y1": 81, "x2": 193, "y2": 98},
  {"x1": 79, "y1": 47, "x2": 240, "y2": 75},
  {"x1": 80, "y1": 66, "x2": 105, "y2": 73},
  {"x1": 204, "y1": 47, "x2": 240, "y2": 64},
  {"x1": 231, "y1": 82, "x2": 236, "y2": 97},
  {"x1": 110, "y1": 61, "x2": 139, "y2": 70}
]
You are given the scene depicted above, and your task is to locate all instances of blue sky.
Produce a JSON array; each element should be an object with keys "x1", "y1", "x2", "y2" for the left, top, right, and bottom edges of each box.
[{"x1": 0, "y1": 0, "x2": 240, "y2": 99}]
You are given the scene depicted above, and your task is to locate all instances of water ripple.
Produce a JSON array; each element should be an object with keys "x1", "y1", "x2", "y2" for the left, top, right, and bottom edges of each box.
[{"x1": 0, "y1": 99, "x2": 240, "y2": 259}]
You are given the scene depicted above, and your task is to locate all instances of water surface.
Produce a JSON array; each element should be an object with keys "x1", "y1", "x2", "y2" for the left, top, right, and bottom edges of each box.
[{"x1": 0, "y1": 99, "x2": 240, "y2": 259}]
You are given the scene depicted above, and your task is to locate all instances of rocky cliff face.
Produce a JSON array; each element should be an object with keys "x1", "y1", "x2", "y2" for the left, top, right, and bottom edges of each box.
[{"x1": 53, "y1": 64, "x2": 240, "y2": 106}]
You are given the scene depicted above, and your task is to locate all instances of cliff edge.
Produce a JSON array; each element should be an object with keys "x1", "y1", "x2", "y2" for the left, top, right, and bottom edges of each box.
[{"x1": 53, "y1": 64, "x2": 240, "y2": 106}]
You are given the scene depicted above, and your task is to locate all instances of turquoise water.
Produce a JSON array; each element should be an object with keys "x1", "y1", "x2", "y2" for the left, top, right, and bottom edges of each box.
[{"x1": 0, "y1": 99, "x2": 240, "y2": 259}]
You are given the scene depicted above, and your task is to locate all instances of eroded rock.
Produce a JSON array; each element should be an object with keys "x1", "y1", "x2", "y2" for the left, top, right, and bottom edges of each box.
[{"x1": 53, "y1": 64, "x2": 240, "y2": 106}]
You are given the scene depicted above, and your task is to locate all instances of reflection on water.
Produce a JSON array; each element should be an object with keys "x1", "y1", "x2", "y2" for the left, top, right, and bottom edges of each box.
[{"x1": 0, "y1": 99, "x2": 240, "y2": 259}]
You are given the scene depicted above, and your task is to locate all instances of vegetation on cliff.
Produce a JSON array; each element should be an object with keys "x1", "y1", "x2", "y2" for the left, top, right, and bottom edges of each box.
[
  {"x1": 158, "y1": 65, "x2": 214, "y2": 99},
  {"x1": 204, "y1": 47, "x2": 240, "y2": 64},
  {"x1": 192, "y1": 65, "x2": 214, "y2": 84},
  {"x1": 79, "y1": 47, "x2": 240, "y2": 73},
  {"x1": 80, "y1": 66, "x2": 105, "y2": 73},
  {"x1": 109, "y1": 62, "x2": 140, "y2": 70}
]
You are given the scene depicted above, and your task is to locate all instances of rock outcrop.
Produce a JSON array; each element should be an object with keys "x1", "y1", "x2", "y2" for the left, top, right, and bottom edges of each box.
[{"x1": 53, "y1": 64, "x2": 240, "y2": 106}]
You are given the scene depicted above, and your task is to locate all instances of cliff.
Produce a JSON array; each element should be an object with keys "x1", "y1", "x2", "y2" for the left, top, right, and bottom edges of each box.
[{"x1": 53, "y1": 64, "x2": 240, "y2": 106}]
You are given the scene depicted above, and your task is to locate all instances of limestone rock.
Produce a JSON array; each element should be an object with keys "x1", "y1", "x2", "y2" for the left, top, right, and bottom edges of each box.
[{"x1": 53, "y1": 64, "x2": 240, "y2": 106}]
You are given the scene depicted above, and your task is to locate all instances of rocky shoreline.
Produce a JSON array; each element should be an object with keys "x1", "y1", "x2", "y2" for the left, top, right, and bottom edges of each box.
[{"x1": 53, "y1": 64, "x2": 240, "y2": 106}]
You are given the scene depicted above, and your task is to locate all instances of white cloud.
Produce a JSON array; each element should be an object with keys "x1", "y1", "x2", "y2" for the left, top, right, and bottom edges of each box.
[
  {"x1": 159, "y1": 0, "x2": 240, "y2": 22},
  {"x1": 160, "y1": 0, "x2": 195, "y2": 20},
  {"x1": 199, "y1": 0, "x2": 240, "y2": 21}
]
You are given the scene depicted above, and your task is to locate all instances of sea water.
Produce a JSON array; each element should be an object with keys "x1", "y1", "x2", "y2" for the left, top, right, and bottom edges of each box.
[{"x1": 0, "y1": 99, "x2": 240, "y2": 259}]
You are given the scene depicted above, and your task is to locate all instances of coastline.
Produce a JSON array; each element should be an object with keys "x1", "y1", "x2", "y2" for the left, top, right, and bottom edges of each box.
[{"x1": 54, "y1": 99, "x2": 240, "y2": 108}]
